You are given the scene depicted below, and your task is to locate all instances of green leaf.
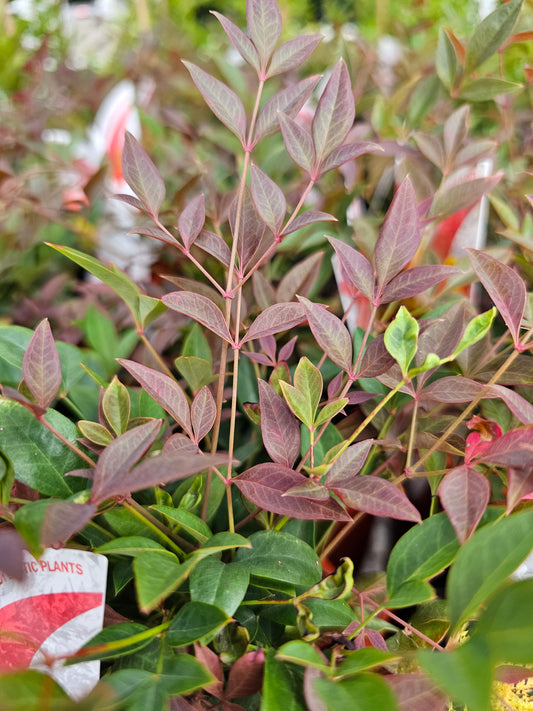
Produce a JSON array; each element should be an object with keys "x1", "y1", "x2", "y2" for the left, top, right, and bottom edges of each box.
[
  {"x1": 459, "y1": 78, "x2": 523, "y2": 101},
  {"x1": 81, "y1": 304, "x2": 119, "y2": 372},
  {"x1": 150, "y1": 505, "x2": 211, "y2": 543},
  {"x1": 465, "y1": 0, "x2": 522, "y2": 74},
  {"x1": 73, "y1": 622, "x2": 151, "y2": 663},
  {"x1": 160, "y1": 653, "x2": 216, "y2": 695},
  {"x1": 315, "y1": 398, "x2": 349, "y2": 427},
  {"x1": 192, "y1": 531, "x2": 252, "y2": 560},
  {"x1": 276, "y1": 640, "x2": 330, "y2": 673},
  {"x1": 166, "y1": 601, "x2": 229, "y2": 647},
  {"x1": 14, "y1": 500, "x2": 50, "y2": 553},
  {"x1": 436, "y1": 28, "x2": 458, "y2": 90},
  {"x1": 334, "y1": 648, "x2": 399, "y2": 679},
  {"x1": 175, "y1": 356, "x2": 214, "y2": 392},
  {"x1": 134, "y1": 552, "x2": 196, "y2": 614},
  {"x1": 450, "y1": 308, "x2": 496, "y2": 360},
  {"x1": 0, "y1": 670, "x2": 69, "y2": 710},
  {"x1": 77, "y1": 420, "x2": 114, "y2": 446},
  {"x1": 280, "y1": 381, "x2": 313, "y2": 428},
  {"x1": 0, "y1": 325, "x2": 31, "y2": 386},
  {"x1": 294, "y1": 356, "x2": 322, "y2": 420},
  {"x1": 102, "y1": 376, "x2": 130, "y2": 435},
  {"x1": 384, "y1": 306, "x2": 418, "y2": 377},
  {"x1": 261, "y1": 648, "x2": 307, "y2": 711},
  {"x1": 313, "y1": 672, "x2": 399, "y2": 711},
  {"x1": 386, "y1": 579, "x2": 435, "y2": 608},
  {"x1": 189, "y1": 557, "x2": 250, "y2": 616},
  {"x1": 447, "y1": 508, "x2": 533, "y2": 631},
  {"x1": 95, "y1": 536, "x2": 168, "y2": 557}
]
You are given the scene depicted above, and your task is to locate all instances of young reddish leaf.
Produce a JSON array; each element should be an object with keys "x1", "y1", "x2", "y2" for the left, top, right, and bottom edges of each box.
[
  {"x1": 318, "y1": 141, "x2": 383, "y2": 176},
  {"x1": 191, "y1": 386, "x2": 216, "y2": 444},
  {"x1": 194, "y1": 643, "x2": 224, "y2": 698},
  {"x1": 113, "y1": 193, "x2": 149, "y2": 212},
  {"x1": 131, "y1": 223, "x2": 179, "y2": 247},
  {"x1": 118, "y1": 359, "x2": 192, "y2": 436},
  {"x1": 357, "y1": 335, "x2": 396, "y2": 378},
  {"x1": 258, "y1": 379, "x2": 300, "y2": 468},
  {"x1": 232, "y1": 186, "x2": 266, "y2": 272},
  {"x1": 380, "y1": 265, "x2": 461, "y2": 304},
  {"x1": 325, "y1": 440, "x2": 375, "y2": 485},
  {"x1": 22, "y1": 319, "x2": 62, "y2": 410},
  {"x1": 195, "y1": 229, "x2": 231, "y2": 267},
  {"x1": 240, "y1": 303, "x2": 306, "y2": 344},
  {"x1": 277, "y1": 252, "x2": 323, "y2": 303},
  {"x1": 211, "y1": 11, "x2": 260, "y2": 73},
  {"x1": 507, "y1": 467, "x2": 533, "y2": 513},
  {"x1": 330, "y1": 476, "x2": 422, "y2": 523},
  {"x1": 0, "y1": 384, "x2": 46, "y2": 418},
  {"x1": 267, "y1": 34, "x2": 322, "y2": 77},
  {"x1": 412, "y1": 133, "x2": 446, "y2": 171},
  {"x1": 280, "y1": 210, "x2": 336, "y2": 237},
  {"x1": 259, "y1": 335, "x2": 277, "y2": 362},
  {"x1": 312, "y1": 60, "x2": 355, "y2": 169},
  {"x1": 41, "y1": 502, "x2": 96, "y2": 547},
  {"x1": 250, "y1": 165, "x2": 286, "y2": 236},
  {"x1": 183, "y1": 61, "x2": 246, "y2": 144},
  {"x1": 178, "y1": 194, "x2": 206, "y2": 250},
  {"x1": 298, "y1": 296, "x2": 353, "y2": 373},
  {"x1": 234, "y1": 464, "x2": 350, "y2": 520},
  {"x1": 467, "y1": 249, "x2": 526, "y2": 348},
  {"x1": 246, "y1": 0, "x2": 282, "y2": 71},
  {"x1": 374, "y1": 177, "x2": 421, "y2": 295},
  {"x1": 438, "y1": 466, "x2": 490, "y2": 544},
  {"x1": 420, "y1": 376, "x2": 484, "y2": 405},
  {"x1": 278, "y1": 336, "x2": 297, "y2": 362},
  {"x1": 475, "y1": 426, "x2": 533, "y2": 468},
  {"x1": 254, "y1": 75, "x2": 320, "y2": 144},
  {"x1": 0, "y1": 529, "x2": 26, "y2": 580},
  {"x1": 162, "y1": 291, "x2": 234, "y2": 345},
  {"x1": 279, "y1": 112, "x2": 314, "y2": 173},
  {"x1": 122, "y1": 132, "x2": 165, "y2": 217},
  {"x1": 224, "y1": 650, "x2": 265, "y2": 699},
  {"x1": 91, "y1": 419, "x2": 163, "y2": 504},
  {"x1": 327, "y1": 236, "x2": 374, "y2": 301}
]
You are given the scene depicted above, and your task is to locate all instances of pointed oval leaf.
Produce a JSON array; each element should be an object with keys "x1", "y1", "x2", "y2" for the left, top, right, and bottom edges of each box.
[
  {"x1": 231, "y1": 185, "x2": 266, "y2": 272},
  {"x1": 178, "y1": 194, "x2": 206, "y2": 250},
  {"x1": 255, "y1": 75, "x2": 320, "y2": 144},
  {"x1": 191, "y1": 385, "x2": 216, "y2": 444},
  {"x1": 436, "y1": 26, "x2": 458, "y2": 90},
  {"x1": 384, "y1": 306, "x2": 419, "y2": 377},
  {"x1": 430, "y1": 173, "x2": 503, "y2": 218},
  {"x1": 325, "y1": 440, "x2": 375, "y2": 485},
  {"x1": 380, "y1": 265, "x2": 461, "y2": 304},
  {"x1": 118, "y1": 359, "x2": 192, "y2": 436},
  {"x1": 41, "y1": 502, "x2": 97, "y2": 547},
  {"x1": 22, "y1": 319, "x2": 62, "y2": 410},
  {"x1": 465, "y1": 0, "x2": 522, "y2": 74},
  {"x1": 234, "y1": 464, "x2": 350, "y2": 520},
  {"x1": 332, "y1": 477, "x2": 422, "y2": 523},
  {"x1": 328, "y1": 236, "x2": 374, "y2": 301},
  {"x1": 443, "y1": 106, "x2": 470, "y2": 161},
  {"x1": 319, "y1": 141, "x2": 383, "y2": 176},
  {"x1": 183, "y1": 61, "x2": 246, "y2": 143},
  {"x1": 246, "y1": 0, "x2": 282, "y2": 70},
  {"x1": 240, "y1": 302, "x2": 306, "y2": 344},
  {"x1": 268, "y1": 34, "x2": 322, "y2": 77},
  {"x1": 162, "y1": 291, "x2": 233, "y2": 344},
  {"x1": 312, "y1": 60, "x2": 355, "y2": 167},
  {"x1": 298, "y1": 296, "x2": 353, "y2": 373},
  {"x1": 475, "y1": 426, "x2": 533, "y2": 468},
  {"x1": 357, "y1": 334, "x2": 396, "y2": 378},
  {"x1": 250, "y1": 165, "x2": 286, "y2": 235},
  {"x1": 102, "y1": 376, "x2": 130, "y2": 436},
  {"x1": 258, "y1": 379, "x2": 300, "y2": 468},
  {"x1": 488, "y1": 384, "x2": 533, "y2": 425},
  {"x1": 438, "y1": 466, "x2": 490, "y2": 545},
  {"x1": 460, "y1": 77, "x2": 523, "y2": 101},
  {"x1": 195, "y1": 229, "x2": 231, "y2": 267},
  {"x1": 211, "y1": 11, "x2": 260, "y2": 73},
  {"x1": 122, "y1": 132, "x2": 165, "y2": 216},
  {"x1": 279, "y1": 113, "x2": 314, "y2": 173},
  {"x1": 281, "y1": 210, "x2": 336, "y2": 237}
]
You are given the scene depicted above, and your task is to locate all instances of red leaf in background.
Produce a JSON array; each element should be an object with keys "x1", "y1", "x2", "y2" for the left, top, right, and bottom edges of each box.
[
  {"x1": 298, "y1": 296, "x2": 353, "y2": 373},
  {"x1": 122, "y1": 132, "x2": 165, "y2": 217},
  {"x1": 191, "y1": 386, "x2": 216, "y2": 444},
  {"x1": 258, "y1": 380, "x2": 300, "y2": 469},
  {"x1": 178, "y1": 194, "x2": 206, "y2": 250},
  {"x1": 330, "y1": 477, "x2": 422, "y2": 523},
  {"x1": 438, "y1": 465, "x2": 490, "y2": 544},
  {"x1": 385, "y1": 673, "x2": 447, "y2": 711},
  {"x1": 475, "y1": 426, "x2": 533, "y2": 469},
  {"x1": 162, "y1": 291, "x2": 234, "y2": 345},
  {"x1": 22, "y1": 319, "x2": 62, "y2": 410},
  {"x1": 224, "y1": 649, "x2": 265, "y2": 699}
]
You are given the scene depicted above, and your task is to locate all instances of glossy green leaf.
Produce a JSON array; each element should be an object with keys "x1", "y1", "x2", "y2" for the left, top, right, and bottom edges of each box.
[
  {"x1": 102, "y1": 376, "x2": 130, "y2": 436},
  {"x1": 312, "y1": 672, "x2": 399, "y2": 711},
  {"x1": 0, "y1": 670, "x2": 69, "y2": 710},
  {"x1": 77, "y1": 420, "x2": 114, "y2": 446},
  {"x1": 334, "y1": 648, "x2": 399, "y2": 679},
  {"x1": 189, "y1": 557, "x2": 249, "y2": 615},
  {"x1": 262, "y1": 648, "x2": 307, "y2": 711},
  {"x1": 166, "y1": 601, "x2": 229, "y2": 647},
  {"x1": 386, "y1": 579, "x2": 435, "y2": 608},
  {"x1": 450, "y1": 308, "x2": 496, "y2": 360},
  {"x1": 134, "y1": 552, "x2": 196, "y2": 614},
  {"x1": 192, "y1": 531, "x2": 252, "y2": 560},
  {"x1": 294, "y1": 356, "x2": 322, "y2": 422},
  {"x1": 95, "y1": 536, "x2": 168, "y2": 557},
  {"x1": 384, "y1": 306, "x2": 418, "y2": 377},
  {"x1": 276, "y1": 640, "x2": 330, "y2": 673},
  {"x1": 73, "y1": 622, "x2": 151, "y2": 663},
  {"x1": 150, "y1": 505, "x2": 211, "y2": 543},
  {"x1": 0, "y1": 325, "x2": 31, "y2": 386}
]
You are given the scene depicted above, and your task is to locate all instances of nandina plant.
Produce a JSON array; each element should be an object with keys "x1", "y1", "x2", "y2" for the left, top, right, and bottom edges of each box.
[{"x1": 0, "y1": 0, "x2": 533, "y2": 709}]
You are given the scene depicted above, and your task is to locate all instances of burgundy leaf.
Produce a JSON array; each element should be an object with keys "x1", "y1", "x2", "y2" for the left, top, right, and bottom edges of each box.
[
  {"x1": 91, "y1": 419, "x2": 163, "y2": 504},
  {"x1": 278, "y1": 336, "x2": 298, "y2": 362},
  {"x1": 41, "y1": 502, "x2": 96, "y2": 547},
  {"x1": 258, "y1": 379, "x2": 300, "y2": 468},
  {"x1": 183, "y1": 61, "x2": 247, "y2": 144},
  {"x1": 280, "y1": 210, "x2": 336, "y2": 237},
  {"x1": 385, "y1": 673, "x2": 447, "y2": 711},
  {"x1": 244, "y1": 351, "x2": 272, "y2": 367},
  {"x1": 467, "y1": 248, "x2": 526, "y2": 348},
  {"x1": 162, "y1": 278, "x2": 224, "y2": 309},
  {"x1": 259, "y1": 335, "x2": 277, "y2": 362},
  {"x1": 224, "y1": 649, "x2": 265, "y2": 699},
  {"x1": 375, "y1": 177, "x2": 422, "y2": 295},
  {"x1": 330, "y1": 477, "x2": 422, "y2": 523},
  {"x1": 318, "y1": 141, "x2": 383, "y2": 176},
  {"x1": 279, "y1": 113, "x2": 314, "y2": 173},
  {"x1": 312, "y1": 60, "x2": 355, "y2": 170},
  {"x1": 178, "y1": 194, "x2": 206, "y2": 250},
  {"x1": 122, "y1": 132, "x2": 165, "y2": 216},
  {"x1": 240, "y1": 303, "x2": 306, "y2": 344},
  {"x1": 232, "y1": 186, "x2": 266, "y2": 271},
  {"x1": 250, "y1": 165, "x2": 286, "y2": 236},
  {"x1": 195, "y1": 229, "x2": 231, "y2": 267},
  {"x1": 476, "y1": 426, "x2": 533, "y2": 468},
  {"x1": 357, "y1": 335, "x2": 396, "y2": 378},
  {"x1": 131, "y1": 224, "x2": 179, "y2": 247},
  {"x1": 277, "y1": 252, "x2": 323, "y2": 303},
  {"x1": 254, "y1": 75, "x2": 320, "y2": 144},
  {"x1": 0, "y1": 529, "x2": 26, "y2": 580},
  {"x1": 346, "y1": 391, "x2": 379, "y2": 405},
  {"x1": 488, "y1": 384, "x2": 533, "y2": 425},
  {"x1": 416, "y1": 302, "x2": 467, "y2": 365},
  {"x1": 162, "y1": 433, "x2": 200, "y2": 455},
  {"x1": 380, "y1": 265, "x2": 461, "y2": 304},
  {"x1": 211, "y1": 11, "x2": 260, "y2": 73},
  {"x1": 246, "y1": 0, "x2": 282, "y2": 71},
  {"x1": 191, "y1": 386, "x2": 216, "y2": 444},
  {"x1": 22, "y1": 319, "x2": 62, "y2": 410},
  {"x1": 325, "y1": 440, "x2": 375, "y2": 485},
  {"x1": 327, "y1": 236, "x2": 374, "y2": 301},
  {"x1": 420, "y1": 376, "x2": 485, "y2": 405},
  {"x1": 113, "y1": 194, "x2": 149, "y2": 212},
  {"x1": 298, "y1": 296, "x2": 353, "y2": 373},
  {"x1": 234, "y1": 464, "x2": 350, "y2": 520},
  {"x1": 162, "y1": 291, "x2": 233, "y2": 344},
  {"x1": 438, "y1": 465, "x2": 489, "y2": 544},
  {"x1": 267, "y1": 34, "x2": 322, "y2": 77},
  {"x1": 507, "y1": 467, "x2": 533, "y2": 513},
  {"x1": 118, "y1": 359, "x2": 192, "y2": 436},
  {"x1": 430, "y1": 172, "x2": 503, "y2": 218},
  {"x1": 194, "y1": 642, "x2": 224, "y2": 697}
]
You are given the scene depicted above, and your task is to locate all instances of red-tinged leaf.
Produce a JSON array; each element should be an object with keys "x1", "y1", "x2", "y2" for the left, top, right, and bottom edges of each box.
[
  {"x1": 507, "y1": 467, "x2": 533, "y2": 512},
  {"x1": 246, "y1": 0, "x2": 282, "y2": 70},
  {"x1": 331, "y1": 477, "x2": 422, "y2": 523},
  {"x1": 475, "y1": 426, "x2": 533, "y2": 468},
  {"x1": 416, "y1": 302, "x2": 467, "y2": 366},
  {"x1": 488, "y1": 384, "x2": 533, "y2": 425},
  {"x1": 91, "y1": 419, "x2": 163, "y2": 503},
  {"x1": 22, "y1": 319, "x2": 62, "y2": 410},
  {"x1": 467, "y1": 248, "x2": 526, "y2": 348},
  {"x1": 113, "y1": 193, "x2": 148, "y2": 212},
  {"x1": 385, "y1": 673, "x2": 447, "y2": 711},
  {"x1": 357, "y1": 335, "x2": 396, "y2": 378},
  {"x1": 191, "y1": 385, "x2": 216, "y2": 444},
  {"x1": 277, "y1": 252, "x2": 323, "y2": 303},
  {"x1": 250, "y1": 165, "x2": 286, "y2": 235},
  {"x1": 183, "y1": 61, "x2": 246, "y2": 144},
  {"x1": 225, "y1": 649, "x2": 265, "y2": 699},
  {"x1": 430, "y1": 172, "x2": 503, "y2": 218},
  {"x1": 0, "y1": 529, "x2": 26, "y2": 580},
  {"x1": 318, "y1": 141, "x2": 383, "y2": 176},
  {"x1": 195, "y1": 229, "x2": 231, "y2": 267},
  {"x1": 438, "y1": 466, "x2": 489, "y2": 544},
  {"x1": 194, "y1": 643, "x2": 224, "y2": 697},
  {"x1": 380, "y1": 265, "x2": 461, "y2": 304},
  {"x1": 162, "y1": 433, "x2": 200, "y2": 455},
  {"x1": 421, "y1": 376, "x2": 485, "y2": 405},
  {"x1": 278, "y1": 336, "x2": 297, "y2": 363},
  {"x1": 312, "y1": 60, "x2": 355, "y2": 169},
  {"x1": 327, "y1": 235, "x2": 374, "y2": 301},
  {"x1": 346, "y1": 391, "x2": 378, "y2": 405},
  {"x1": 232, "y1": 186, "x2": 266, "y2": 271},
  {"x1": 268, "y1": 34, "x2": 322, "y2": 77},
  {"x1": 259, "y1": 335, "x2": 277, "y2": 362},
  {"x1": 258, "y1": 379, "x2": 300, "y2": 468},
  {"x1": 178, "y1": 194, "x2": 206, "y2": 250},
  {"x1": 122, "y1": 132, "x2": 165, "y2": 216},
  {"x1": 234, "y1": 464, "x2": 350, "y2": 520},
  {"x1": 211, "y1": 11, "x2": 260, "y2": 73},
  {"x1": 443, "y1": 105, "x2": 470, "y2": 162},
  {"x1": 325, "y1": 440, "x2": 375, "y2": 485},
  {"x1": 118, "y1": 359, "x2": 192, "y2": 436},
  {"x1": 254, "y1": 75, "x2": 320, "y2": 144},
  {"x1": 298, "y1": 296, "x2": 353, "y2": 373},
  {"x1": 280, "y1": 210, "x2": 336, "y2": 237},
  {"x1": 240, "y1": 303, "x2": 306, "y2": 344},
  {"x1": 41, "y1": 502, "x2": 96, "y2": 547},
  {"x1": 162, "y1": 291, "x2": 233, "y2": 344},
  {"x1": 374, "y1": 177, "x2": 421, "y2": 294},
  {"x1": 279, "y1": 112, "x2": 314, "y2": 173},
  {"x1": 131, "y1": 224, "x2": 179, "y2": 247}
]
